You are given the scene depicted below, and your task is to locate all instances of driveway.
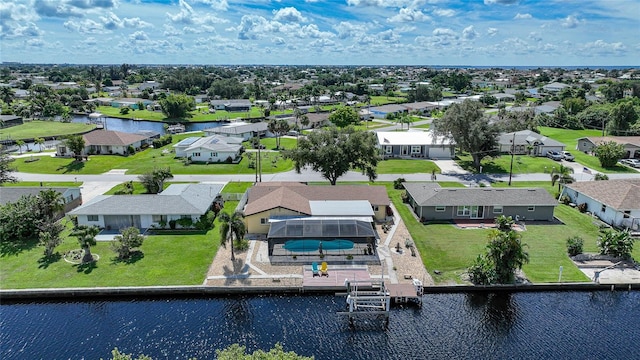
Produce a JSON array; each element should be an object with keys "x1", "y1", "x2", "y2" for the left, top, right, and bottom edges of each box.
[{"x1": 433, "y1": 159, "x2": 469, "y2": 175}]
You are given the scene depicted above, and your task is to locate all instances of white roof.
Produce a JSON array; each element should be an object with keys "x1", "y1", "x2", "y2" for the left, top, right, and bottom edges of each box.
[{"x1": 376, "y1": 131, "x2": 454, "y2": 146}]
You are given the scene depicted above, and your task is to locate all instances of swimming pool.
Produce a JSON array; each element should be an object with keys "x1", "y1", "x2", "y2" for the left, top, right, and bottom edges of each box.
[{"x1": 283, "y1": 239, "x2": 354, "y2": 253}]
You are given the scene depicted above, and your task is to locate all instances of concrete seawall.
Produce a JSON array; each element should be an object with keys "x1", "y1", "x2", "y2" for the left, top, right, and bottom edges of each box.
[{"x1": 1, "y1": 282, "x2": 638, "y2": 301}]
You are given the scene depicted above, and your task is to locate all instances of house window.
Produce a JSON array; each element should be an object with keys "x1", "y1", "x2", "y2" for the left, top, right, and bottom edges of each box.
[
  {"x1": 260, "y1": 218, "x2": 269, "y2": 225},
  {"x1": 153, "y1": 215, "x2": 167, "y2": 223},
  {"x1": 192, "y1": 152, "x2": 201, "y2": 157},
  {"x1": 210, "y1": 152, "x2": 218, "y2": 157},
  {"x1": 372, "y1": 205, "x2": 379, "y2": 212},
  {"x1": 87, "y1": 215, "x2": 98, "y2": 221},
  {"x1": 601, "y1": 204, "x2": 607, "y2": 212},
  {"x1": 385, "y1": 146, "x2": 392, "y2": 154},
  {"x1": 457, "y1": 206, "x2": 470, "y2": 216},
  {"x1": 181, "y1": 215, "x2": 191, "y2": 219},
  {"x1": 435, "y1": 206, "x2": 446, "y2": 212},
  {"x1": 411, "y1": 146, "x2": 421, "y2": 154},
  {"x1": 493, "y1": 205, "x2": 503, "y2": 214},
  {"x1": 528, "y1": 206, "x2": 535, "y2": 212},
  {"x1": 623, "y1": 211, "x2": 630, "y2": 219}
]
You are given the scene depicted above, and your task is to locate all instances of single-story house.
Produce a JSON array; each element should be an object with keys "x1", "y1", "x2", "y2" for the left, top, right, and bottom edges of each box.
[
  {"x1": 494, "y1": 93, "x2": 516, "y2": 102},
  {"x1": 576, "y1": 136, "x2": 640, "y2": 159},
  {"x1": 69, "y1": 183, "x2": 224, "y2": 231},
  {"x1": 110, "y1": 98, "x2": 154, "y2": 109},
  {"x1": 173, "y1": 135, "x2": 243, "y2": 163},
  {"x1": 0, "y1": 115, "x2": 23, "y2": 128},
  {"x1": 56, "y1": 130, "x2": 157, "y2": 157},
  {"x1": 137, "y1": 81, "x2": 160, "y2": 91},
  {"x1": 0, "y1": 187, "x2": 82, "y2": 217},
  {"x1": 403, "y1": 182, "x2": 557, "y2": 222},
  {"x1": 402, "y1": 101, "x2": 440, "y2": 115},
  {"x1": 542, "y1": 82, "x2": 570, "y2": 93},
  {"x1": 368, "y1": 104, "x2": 408, "y2": 119},
  {"x1": 377, "y1": 131, "x2": 455, "y2": 159},
  {"x1": 210, "y1": 99, "x2": 252, "y2": 112},
  {"x1": 497, "y1": 130, "x2": 566, "y2": 156},
  {"x1": 204, "y1": 121, "x2": 268, "y2": 141},
  {"x1": 561, "y1": 180, "x2": 640, "y2": 231},
  {"x1": 243, "y1": 182, "x2": 390, "y2": 235}
]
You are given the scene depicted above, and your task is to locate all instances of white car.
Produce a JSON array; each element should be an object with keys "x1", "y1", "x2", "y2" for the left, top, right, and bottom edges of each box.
[
  {"x1": 619, "y1": 159, "x2": 640, "y2": 168},
  {"x1": 561, "y1": 151, "x2": 575, "y2": 161}
]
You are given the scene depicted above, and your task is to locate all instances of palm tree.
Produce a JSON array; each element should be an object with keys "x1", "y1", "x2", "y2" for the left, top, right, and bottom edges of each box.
[
  {"x1": 37, "y1": 189, "x2": 65, "y2": 220},
  {"x1": 550, "y1": 165, "x2": 575, "y2": 192},
  {"x1": 15, "y1": 140, "x2": 25, "y2": 154},
  {"x1": 486, "y1": 229, "x2": 530, "y2": 284},
  {"x1": 0, "y1": 87, "x2": 14, "y2": 105},
  {"x1": 219, "y1": 211, "x2": 246, "y2": 261},
  {"x1": 35, "y1": 137, "x2": 45, "y2": 152},
  {"x1": 70, "y1": 225, "x2": 100, "y2": 263}
]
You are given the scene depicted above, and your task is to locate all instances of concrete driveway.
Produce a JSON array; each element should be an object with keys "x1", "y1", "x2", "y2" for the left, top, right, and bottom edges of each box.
[{"x1": 433, "y1": 159, "x2": 469, "y2": 175}]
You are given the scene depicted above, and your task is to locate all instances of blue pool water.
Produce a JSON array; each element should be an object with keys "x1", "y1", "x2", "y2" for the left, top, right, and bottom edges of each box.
[{"x1": 283, "y1": 239, "x2": 354, "y2": 252}]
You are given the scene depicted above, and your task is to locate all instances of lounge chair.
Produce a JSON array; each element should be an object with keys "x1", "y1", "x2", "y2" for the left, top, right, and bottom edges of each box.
[
  {"x1": 312, "y1": 262, "x2": 320, "y2": 277},
  {"x1": 320, "y1": 262, "x2": 329, "y2": 277}
]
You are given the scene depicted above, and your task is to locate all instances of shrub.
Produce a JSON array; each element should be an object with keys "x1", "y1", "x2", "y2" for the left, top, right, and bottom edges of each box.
[
  {"x1": 225, "y1": 156, "x2": 233, "y2": 163},
  {"x1": 168, "y1": 219, "x2": 177, "y2": 230},
  {"x1": 560, "y1": 195, "x2": 571, "y2": 205},
  {"x1": 594, "y1": 173, "x2": 609, "y2": 181},
  {"x1": 176, "y1": 217, "x2": 193, "y2": 229},
  {"x1": 566, "y1": 236, "x2": 584, "y2": 256},
  {"x1": 597, "y1": 229, "x2": 634, "y2": 259},
  {"x1": 393, "y1": 178, "x2": 406, "y2": 190},
  {"x1": 346, "y1": 254, "x2": 354, "y2": 260},
  {"x1": 577, "y1": 203, "x2": 588, "y2": 213},
  {"x1": 234, "y1": 239, "x2": 249, "y2": 251},
  {"x1": 127, "y1": 145, "x2": 135, "y2": 155},
  {"x1": 468, "y1": 254, "x2": 496, "y2": 285}
]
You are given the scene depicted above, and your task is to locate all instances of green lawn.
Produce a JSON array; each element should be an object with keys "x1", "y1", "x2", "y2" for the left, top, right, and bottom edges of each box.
[
  {"x1": 0, "y1": 201, "x2": 238, "y2": 289},
  {"x1": 0, "y1": 121, "x2": 95, "y2": 140},
  {"x1": 387, "y1": 182, "x2": 607, "y2": 284},
  {"x1": 243, "y1": 137, "x2": 298, "y2": 151},
  {"x1": 222, "y1": 181, "x2": 253, "y2": 194},
  {"x1": 539, "y1": 126, "x2": 636, "y2": 173},
  {"x1": 14, "y1": 132, "x2": 294, "y2": 175},
  {"x1": 457, "y1": 152, "x2": 564, "y2": 174},
  {"x1": 95, "y1": 106, "x2": 264, "y2": 122},
  {"x1": 1, "y1": 181, "x2": 81, "y2": 187},
  {"x1": 377, "y1": 159, "x2": 441, "y2": 174}
]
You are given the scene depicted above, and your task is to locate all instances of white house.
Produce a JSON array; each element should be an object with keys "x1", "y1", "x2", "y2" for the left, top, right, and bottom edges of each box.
[
  {"x1": 561, "y1": 180, "x2": 640, "y2": 231},
  {"x1": 173, "y1": 135, "x2": 243, "y2": 163},
  {"x1": 204, "y1": 121, "x2": 268, "y2": 141},
  {"x1": 376, "y1": 131, "x2": 455, "y2": 159},
  {"x1": 497, "y1": 130, "x2": 566, "y2": 156},
  {"x1": 69, "y1": 183, "x2": 224, "y2": 231}
]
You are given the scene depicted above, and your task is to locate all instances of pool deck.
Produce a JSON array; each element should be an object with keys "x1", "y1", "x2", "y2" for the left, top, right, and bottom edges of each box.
[{"x1": 205, "y1": 203, "x2": 434, "y2": 290}]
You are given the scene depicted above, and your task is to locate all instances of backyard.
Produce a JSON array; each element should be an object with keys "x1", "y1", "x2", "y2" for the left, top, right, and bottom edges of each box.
[{"x1": 0, "y1": 121, "x2": 95, "y2": 140}]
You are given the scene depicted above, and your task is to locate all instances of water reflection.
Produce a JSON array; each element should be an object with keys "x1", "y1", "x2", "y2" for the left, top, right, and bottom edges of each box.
[{"x1": 466, "y1": 292, "x2": 518, "y2": 332}]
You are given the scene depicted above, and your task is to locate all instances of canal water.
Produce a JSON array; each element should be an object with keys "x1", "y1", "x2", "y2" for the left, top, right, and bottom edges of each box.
[
  {"x1": 1, "y1": 291, "x2": 638, "y2": 360},
  {"x1": 72, "y1": 116, "x2": 224, "y2": 134}
]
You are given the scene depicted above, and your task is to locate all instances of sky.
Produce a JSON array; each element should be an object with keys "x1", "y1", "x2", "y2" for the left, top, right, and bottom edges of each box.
[{"x1": 1, "y1": 0, "x2": 639, "y2": 66}]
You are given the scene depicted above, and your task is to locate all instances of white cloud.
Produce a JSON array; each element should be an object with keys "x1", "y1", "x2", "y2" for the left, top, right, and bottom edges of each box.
[
  {"x1": 25, "y1": 38, "x2": 45, "y2": 47},
  {"x1": 528, "y1": 32, "x2": 541, "y2": 42},
  {"x1": 163, "y1": 24, "x2": 182, "y2": 37},
  {"x1": 487, "y1": 27, "x2": 498, "y2": 36},
  {"x1": 0, "y1": 2, "x2": 38, "y2": 22},
  {"x1": 64, "y1": 18, "x2": 108, "y2": 34},
  {"x1": 581, "y1": 39, "x2": 626, "y2": 55},
  {"x1": 273, "y1": 7, "x2": 307, "y2": 23},
  {"x1": 514, "y1": 13, "x2": 532, "y2": 19},
  {"x1": 333, "y1": 21, "x2": 369, "y2": 39},
  {"x1": 433, "y1": 8, "x2": 455, "y2": 17},
  {"x1": 561, "y1": 15, "x2": 581, "y2": 28},
  {"x1": 167, "y1": 0, "x2": 228, "y2": 26},
  {"x1": 236, "y1": 15, "x2": 281, "y2": 40},
  {"x1": 273, "y1": 37, "x2": 286, "y2": 45},
  {"x1": 462, "y1": 25, "x2": 478, "y2": 40},
  {"x1": 194, "y1": 0, "x2": 229, "y2": 11},
  {"x1": 34, "y1": 0, "x2": 84, "y2": 18},
  {"x1": 378, "y1": 29, "x2": 400, "y2": 43},
  {"x1": 129, "y1": 31, "x2": 149, "y2": 41},
  {"x1": 433, "y1": 28, "x2": 457, "y2": 38},
  {"x1": 484, "y1": 0, "x2": 519, "y2": 4},
  {"x1": 388, "y1": 8, "x2": 430, "y2": 23}
]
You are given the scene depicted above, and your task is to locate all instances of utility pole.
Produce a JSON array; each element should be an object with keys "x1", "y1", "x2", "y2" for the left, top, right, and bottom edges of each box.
[{"x1": 508, "y1": 132, "x2": 515, "y2": 186}]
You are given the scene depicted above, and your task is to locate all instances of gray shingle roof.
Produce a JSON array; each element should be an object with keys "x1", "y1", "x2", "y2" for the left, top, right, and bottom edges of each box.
[
  {"x1": 69, "y1": 184, "x2": 223, "y2": 216},
  {"x1": 0, "y1": 187, "x2": 72, "y2": 205},
  {"x1": 565, "y1": 179, "x2": 640, "y2": 210},
  {"x1": 403, "y1": 182, "x2": 557, "y2": 206},
  {"x1": 498, "y1": 130, "x2": 565, "y2": 147}
]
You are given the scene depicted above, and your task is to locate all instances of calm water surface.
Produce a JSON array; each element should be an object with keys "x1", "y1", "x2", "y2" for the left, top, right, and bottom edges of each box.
[
  {"x1": 1, "y1": 291, "x2": 639, "y2": 360},
  {"x1": 72, "y1": 116, "x2": 223, "y2": 134}
]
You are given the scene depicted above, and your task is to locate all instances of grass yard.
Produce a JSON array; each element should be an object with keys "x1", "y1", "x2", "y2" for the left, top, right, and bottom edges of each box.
[
  {"x1": 387, "y1": 181, "x2": 607, "y2": 284},
  {"x1": 369, "y1": 95, "x2": 407, "y2": 105},
  {"x1": 0, "y1": 121, "x2": 95, "y2": 140},
  {"x1": 0, "y1": 201, "x2": 239, "y2": 289},
  {"x1": 1, "y1": 181, "x2": 81, "y2": 187},
  {"x1": 95, "y1": 106, "x2": 264, "y2": 122},
  {"x1": 243, "y1": 137, "x2": 298, "y2": 150},
  {"x1": 222, "y1": 181, "x2": 253, "y2": 194},
  {"x1": 539, "y1": 126, "x2": 636, "y2": 173},
  {"x1": 457, "y1": 152, "x2": 565, "y2": 174},
  {"x1": 377, "y1": 159, "x2": 441, "y2": 174},
  {"x1": 14, "y1": 131, "x2": 294, "y2": 175}
]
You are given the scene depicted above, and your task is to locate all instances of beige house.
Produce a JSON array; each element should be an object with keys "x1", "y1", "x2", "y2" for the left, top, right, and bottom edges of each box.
[
  {"x1": 243, "y1": 182, "x2": 390, "y2": 234},
  {"x1": 576, "y1": 136, "x2": 640, "y2": 159}
]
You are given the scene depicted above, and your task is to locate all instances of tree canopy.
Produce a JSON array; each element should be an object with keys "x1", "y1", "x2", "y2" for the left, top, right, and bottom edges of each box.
[
  {"x1": 594, "y1": 141, "x2": 626, "y2": 168},
  {"x1": 432, "y1": 99, "x2": 499, "y2": 171},
  {"x1": 159, "y1": 93, "x2": 195, "y2": 119},
  {"x1": 284, "y1": 127, "x2": 380, "y2": 185},
  {"x1": 64, "y1": 135, "x2": 85, "y2": 161},
  {"x1": 0, "y1": 149, "x2": 17, "y2": 184},
  {"x1": 329, "y1": 106, "x2": 360, "y2": 128},
  {"x1": 219, "y1": 211, "x2": 246, "y2": 261},
  {"x1": 138, "y1": 167, "x2": 173, "y2": 194}
]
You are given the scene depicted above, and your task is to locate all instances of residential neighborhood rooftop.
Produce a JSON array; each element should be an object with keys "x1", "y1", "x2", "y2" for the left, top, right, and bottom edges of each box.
[{"x1": 564, "y1": 179, "x2": 640, "y2": 210}]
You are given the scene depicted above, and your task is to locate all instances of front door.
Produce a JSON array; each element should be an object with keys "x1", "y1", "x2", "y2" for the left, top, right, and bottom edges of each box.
[
  {"x1": 401, "y1": 145, "x2": 408, "y2": 156},
  {"x1": 471, "y1": 206, "x2": 484, "y2": 219}
]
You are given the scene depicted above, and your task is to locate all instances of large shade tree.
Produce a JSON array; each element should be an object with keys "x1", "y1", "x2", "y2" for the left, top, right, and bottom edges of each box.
[
  {"x1": 594, "y1": 141, "x2": 626, "y2": 168},
  {"x1": 159, "y1": 93, "x2": 195, "y2": 119},
  {"x1": 432, "y1": 99, "x2": 499, "y2": 171},
  {"x1": 219, "y1": 211, "x2": 246, "y2": 261},
  {"x1": 329, "y1": 106, "x2": 360, "y2": 128},
  {"x1": 284, "y1": 127, "x2": 380, "y2": 185},
  {"x1": 64, "y1": 134, "x2": 85, "y2": 161}
]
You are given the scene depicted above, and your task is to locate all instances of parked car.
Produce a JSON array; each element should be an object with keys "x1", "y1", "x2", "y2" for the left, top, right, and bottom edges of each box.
[
  {"x1": 547, "y1": 151, "x2": 563, "y2": 161},
  {"x1": 619, "y1": 159, "x2": 640, "y2": 168},
  {"x1": 561, "y1": 151, "x2": 575, "y2": 161}
]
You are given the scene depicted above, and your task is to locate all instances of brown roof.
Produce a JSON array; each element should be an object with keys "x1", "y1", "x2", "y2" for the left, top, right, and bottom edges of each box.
[
  {"x1": 581, "y1": 136, "x2": 640, "y2": 147},
  {"x1": 83, "y1": 130, "x2": 148, "y2": 146},
  {"x1": 565, "y1": 179, "x2": 640, "y2": 210},
  {"x1": 244, "y1": 183, "x2": 390, "y2": 216}
]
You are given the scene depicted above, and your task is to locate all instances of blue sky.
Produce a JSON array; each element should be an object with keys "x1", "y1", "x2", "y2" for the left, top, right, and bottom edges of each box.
[{"x1": 1, "y1": 0, "x2": 639, "y2": 66}]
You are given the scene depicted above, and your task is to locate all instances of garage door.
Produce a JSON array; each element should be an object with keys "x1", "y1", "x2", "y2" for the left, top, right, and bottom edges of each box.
[
  {"x1": 104, "y1": 215, "x2": 141, "y2": 231},
  {"x1": 428, "y1": 146, "x2": 452, "y2": 159}
]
